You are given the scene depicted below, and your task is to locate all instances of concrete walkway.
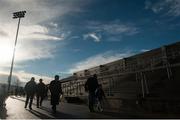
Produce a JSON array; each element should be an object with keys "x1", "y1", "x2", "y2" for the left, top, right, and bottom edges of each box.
[
  {"x1": 0, "y1": 96, "x2": 179, "y2": 119},
  {"x1": 3, "y1": 96, "x2": 124, "y2": 119}
]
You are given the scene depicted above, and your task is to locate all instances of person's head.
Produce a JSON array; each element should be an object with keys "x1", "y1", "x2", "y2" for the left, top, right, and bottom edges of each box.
[
  {"x1": 54, "y1": 75, "x2": 59, "y2": 80},
  {"x1": 39, "y1": 79, "x2": 43, "y2": 83},
  {"x1": 31, "y1": 77, "x2": 35, "y2": 81},
  {"x1": 93, "y1": 74, "x2": 97, "y2": 79}
]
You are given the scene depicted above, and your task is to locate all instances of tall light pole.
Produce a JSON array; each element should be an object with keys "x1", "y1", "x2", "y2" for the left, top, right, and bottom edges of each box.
[{"x1": 8, "y1": 11, "x2": 26, "y2": 93}]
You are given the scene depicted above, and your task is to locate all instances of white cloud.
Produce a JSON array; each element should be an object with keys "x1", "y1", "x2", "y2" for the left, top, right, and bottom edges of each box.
[
  {"x1": 0, "y1": 0, "x2": 88, "y2": 25},
  {"x1": 0, "y1": 71, "x2": 54, "y2": 85},
  {"x1": 15, "y1": 71, "x2": 53, "y2": 84},
  {"x1": 0, "y1": 70, "x2": 53, "y2": 85},
  {"x1": 0, "y1": 72, "x2": 19, "y2": 85},
  {"x1": 102, "y1": 24, "x2": 138, "y2": 35},
  {"x1": 73, "y1": 49, "x2": 81, "y2": 52},
  {"x1": 83, "y1": 33, "x2": 101, "y2": 42},
  {"x1": 0, "y1": 23, "x2": 63, "y2": 42},
  {"x1": 145, "y1": 0, "x2": 180, "y2": 16},
  {"x1": 167, "y1": 0, "x2": 180, "y2": 16},
  {"x1": 68, "y1": 50, "x2": 133, "y2": 73},
  {"x1": 145, "y1": 0, "x2": 152, "y2": 10},
  {"x1": 16, "y1": 40, "x2": 56, "y2": 61},
  {"x1": 0, "y1": 0, "x2": 84, "y2": 71},
  {"x1": 89, "y1": 33, "x2": 101, "y2": 42},
  {"x1": 49, "y1": 22, "x2": 58, "y2": 28},
  {"x1": 0, "y1": 17, "x2": 65, "y2": 70},
  {"x1": 0, "y1": 0, "x2": 93, "y2": 82},
  {"x1": 140, "y1": 49, "x2": 150, "y2": 52},
  {"x1": 22, "y1": 33, "x2": 62, "y2": 41},
  {"x1": 107, "y1": 36, "x2": 122, "y2": 42},
  {"x1": 0, "y1": 30, "x2": 8, "y2": 37},
  {"x1": 86, "y1": 20, "x2": 139, "y2": 40}
]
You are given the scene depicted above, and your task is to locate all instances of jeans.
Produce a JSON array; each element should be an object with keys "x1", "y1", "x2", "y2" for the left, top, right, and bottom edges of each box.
[
  {"x1": 37, "y1": 94, "x2": 44, "y2": 107},
  {"x1": 88, "y1": 92, "x2": 96, "y2": 112},
  {"x1": 25, "y1": 93, "x2": 34, "y2": 109}
]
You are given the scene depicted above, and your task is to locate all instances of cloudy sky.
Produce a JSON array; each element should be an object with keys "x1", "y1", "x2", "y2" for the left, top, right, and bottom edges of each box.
[{"x1": 0, "y1": 0, "x2": 179, "y2": 83}]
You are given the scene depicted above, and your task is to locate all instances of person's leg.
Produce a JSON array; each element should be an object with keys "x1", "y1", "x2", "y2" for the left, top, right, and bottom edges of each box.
[
  {"x1": 52, "y1": 104, "x2": 56, "y2": 113},
  {"x1": 40, "y1": 95, "x2": 44, "y2": 106},
  {"x1": 29, "y1": 94, "x2": 34, "y2": 110},
  {"x1": 54, "y1": 105, "x2": 56, "y2": 113},
  {"x1": 95, "y1": 98, "x2": 100, "y2": 111},
  {"x1": 92, "y1": 92, "x2": 97, "y2": 111},
  {"x1": 25, "y1": 95, "x2": 29, "y2": 108},
  {"x1": 88, "y1": 93, "x2": 94, "y2": 112},
  {"x1": 51, "y1": 95, "x2": 56, "y2": 113},
  {"x1": 99, "y1": 99, "x2": 103, "y2": 112},
  {"x1": 36, "y1": 94, "x2": 39, "y2": 108}
]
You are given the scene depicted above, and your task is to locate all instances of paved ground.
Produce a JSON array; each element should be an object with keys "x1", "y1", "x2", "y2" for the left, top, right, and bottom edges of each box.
[
  {"x1": 0, "y1": 96, "x2": 180, "y2": 119},
  {"x1": 2, "y1": 96, "x2": 126, "y2": 119}
]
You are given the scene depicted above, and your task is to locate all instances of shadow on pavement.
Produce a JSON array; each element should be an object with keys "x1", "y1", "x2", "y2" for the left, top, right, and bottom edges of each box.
[
  {"x1": 39, "y1": 106, "x2": 50, "y2": 112},
  {"x1": 52, "y1": 111, "x2": 77, "y2": 119},
  {"x1": 28, "y1": 109, "x2": 54, "y2": 119},
  {"x1": 97, "y1": 111, "x2": 180, "y2": 119},
  {"x1": 97, "y1": 111, "x2": 138, "y2": 119},
  {"x1": 11, "y1": 96, "x2": 38, "y2": 106},
  {"x1": 11, "y1": 96, "x2": 76, "y2": 118},
  {"x1": 40, "y1": 106, "x2": 76, "y2": 118}
]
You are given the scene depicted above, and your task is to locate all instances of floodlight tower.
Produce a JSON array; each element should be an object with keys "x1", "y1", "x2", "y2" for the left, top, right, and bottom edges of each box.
[{"x1": 8, "y1": 11, "x2": 26, "y2": 93}]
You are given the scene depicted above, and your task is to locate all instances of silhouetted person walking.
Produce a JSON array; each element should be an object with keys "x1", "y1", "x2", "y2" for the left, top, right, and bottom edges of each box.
[
  {"x1": 24, "y1": 77, "x2": 36, "y2": 110},
  {"x1": 85, "y1": 74, "x2": 99, "y2": 112},
  {"x1": 49, "y1": 75, "x2": 62, "y2": 113},
  {"x1": 36, "y1": 79, "x2": 46, "y2": 108}
]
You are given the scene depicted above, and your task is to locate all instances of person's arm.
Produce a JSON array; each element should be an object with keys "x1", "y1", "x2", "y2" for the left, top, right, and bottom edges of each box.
[
  {"x1": 95, "y1": 79, "x2": 99, "y2": 89},
  {"x1": 24, "y1": 83, "x2": 28, "y2": 92},
  {"x1": 43, "y1": 83, "x2": 46, "y2": 92},
  {"x1": 49, "y1": 82, "x2": 52, "y2": 92},
  {"x1": 84, "y1": 79, "x2": 89, "y2": 92},
  {"x1": 34, "y1": 82, "x2": 37, "y2": 93}
]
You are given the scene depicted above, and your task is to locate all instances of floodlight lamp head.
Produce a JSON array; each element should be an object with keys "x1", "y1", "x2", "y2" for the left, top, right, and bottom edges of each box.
[{"x1": 13, "y1": 11, "x2": 26, "y2": 19}]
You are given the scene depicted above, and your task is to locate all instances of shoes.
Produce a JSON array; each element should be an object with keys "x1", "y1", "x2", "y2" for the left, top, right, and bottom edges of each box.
[
  {"x1": 24, "y1": 106, "x2": 27, "y2": 108},
  {"x1": 29, "y1": 107, "x2": 32, "y2": 110},
  {"x1": 52, "y1": 109, "x2": 56, "y2": 113},
  {"x1": 52, "y1": 106, "x2": 56, "y2": 113},
  {"x1": 90, "y1": 109, "x2": 95, "y2": 112}
]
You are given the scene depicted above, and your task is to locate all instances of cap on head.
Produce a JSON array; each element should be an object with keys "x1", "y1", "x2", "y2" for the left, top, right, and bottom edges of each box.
[
  {"x1": 31, "y1": 77, "x2": 35, "y2": 81},
  {"x1": 39, "y1": 79, "x2": 43, "y2": 82},
  {"x1": 55, "y1": 75, "x2": 59, "y2": 80},
  {"x1": 93, "y1": 74, "x2": 97, "y2": 78}
]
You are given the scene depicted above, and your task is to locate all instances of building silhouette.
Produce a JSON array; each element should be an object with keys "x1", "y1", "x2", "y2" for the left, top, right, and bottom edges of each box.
[{"x1": 60, "y1": 41, "x2": 180, "y2": 113}]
